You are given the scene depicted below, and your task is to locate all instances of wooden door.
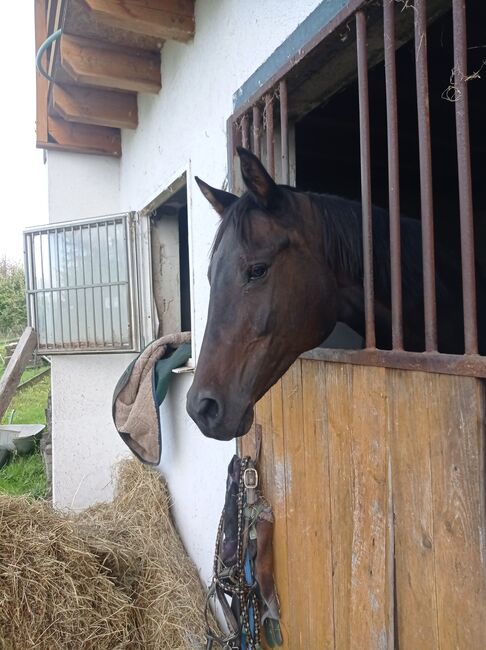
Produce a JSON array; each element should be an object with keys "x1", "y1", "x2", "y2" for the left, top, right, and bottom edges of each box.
[{"x1": 242, "y1": 359, "x2": 486, "y2": 649}]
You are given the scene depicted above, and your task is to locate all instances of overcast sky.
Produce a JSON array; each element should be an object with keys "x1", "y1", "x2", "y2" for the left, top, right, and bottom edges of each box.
[{"x1": 1, "y1": 5, "x2": 49, "y2": 264}]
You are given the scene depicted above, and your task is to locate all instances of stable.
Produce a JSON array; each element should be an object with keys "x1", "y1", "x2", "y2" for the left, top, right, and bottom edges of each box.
[{"x1": 29, "y1": 1, "x2": 485, "y2": 647}]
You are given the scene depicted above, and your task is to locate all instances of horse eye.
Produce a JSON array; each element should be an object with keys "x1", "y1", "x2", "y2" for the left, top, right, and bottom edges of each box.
[{"x1": 249, "y1": 264, "x2": 268, "y2": 281}]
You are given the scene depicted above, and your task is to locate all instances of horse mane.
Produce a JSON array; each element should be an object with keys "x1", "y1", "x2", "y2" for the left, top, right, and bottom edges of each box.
[{"x1": 211, "y1": 187, "x2": 429, "y2": 307}]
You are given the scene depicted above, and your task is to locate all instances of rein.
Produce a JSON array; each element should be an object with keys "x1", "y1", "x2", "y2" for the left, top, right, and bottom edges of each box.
[{"x1": 205, "y1": 447, "x2": 282, "y2": 649}]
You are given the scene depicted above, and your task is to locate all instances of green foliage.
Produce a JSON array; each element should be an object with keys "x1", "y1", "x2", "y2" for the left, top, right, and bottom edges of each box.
[{"x1": 0, "y1": 257, "x2": 27, "y2": 339}]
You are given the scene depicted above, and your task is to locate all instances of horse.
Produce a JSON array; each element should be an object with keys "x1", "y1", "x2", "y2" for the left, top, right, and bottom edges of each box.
[{"x1": 186, "y1": 147, "x2": 483, "y2": 441}]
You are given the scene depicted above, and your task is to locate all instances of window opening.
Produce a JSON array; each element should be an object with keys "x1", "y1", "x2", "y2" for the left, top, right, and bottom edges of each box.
[
  {"x1": 227, "y1": 0, "x2": 485, "y2": 377},
  {"x1": 150, "y1": 183, "x2": 192, "y2": 336}
]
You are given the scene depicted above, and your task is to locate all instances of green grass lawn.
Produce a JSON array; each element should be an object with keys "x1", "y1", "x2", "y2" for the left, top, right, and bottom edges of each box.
[{"x1": 0, "y1": 340, "x2": 50, "y2": 498}]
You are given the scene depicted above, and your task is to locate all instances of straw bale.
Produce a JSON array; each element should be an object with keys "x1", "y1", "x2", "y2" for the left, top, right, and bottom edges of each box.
[{"x1": 0, "y1": 460, "x2": 215, "y2": 649}]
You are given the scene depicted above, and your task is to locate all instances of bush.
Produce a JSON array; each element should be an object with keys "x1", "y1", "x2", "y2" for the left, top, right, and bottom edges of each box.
[{"x1": 0, "y1": 257, "x2": 26, "y2": 340}]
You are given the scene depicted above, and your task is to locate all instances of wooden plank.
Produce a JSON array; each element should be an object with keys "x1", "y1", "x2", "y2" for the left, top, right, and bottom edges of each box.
[
  {"x1": 388, "y1": 369, "x2": 439, "y2": 649},
  {"x1": 348, "y1": 365, "x2": 392, "y2": 649},
  {"x1": 429, "y1": 374, "x2": 486, "y2": 648},
  {"x1": 280, "y1": 360, "x2": 315, "y2": 649},
  {"x1": 301, "y1": 359, "x2": 335, "y2": 648},
  {"x1": 268, "y1": 377, "x2": 291, "y2": 648},
  {"x1": 0, "y1": 328, "x2": 38, "y2": 421},
  {"x1": 326, "y1": 363, "x2": 393, "y2": 648},
  {"x1": 84, "y1": 0, "x2": 195, "y2": 43},
  {"x1": 47, "y1": 116, "x2": 122, "y2": 157},
  {"x1": 60, "y1": 34, "x2": 161, "y2": 94},
  {"x1": 34, "y1": 0, "x2": 49, "y2": 145},
  {"x1": 52, "y1": 84, "x2": 138, "y2": 129}
]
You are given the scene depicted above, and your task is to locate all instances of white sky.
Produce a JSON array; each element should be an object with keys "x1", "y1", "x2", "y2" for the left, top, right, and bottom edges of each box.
[{"x1": 1, "y1": 5, "x2": 49, "y2": 263}]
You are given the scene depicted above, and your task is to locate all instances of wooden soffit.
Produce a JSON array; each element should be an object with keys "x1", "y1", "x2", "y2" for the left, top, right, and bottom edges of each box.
[{"x1": 35, "y1": 0, "x2": 195, "y2": 157}]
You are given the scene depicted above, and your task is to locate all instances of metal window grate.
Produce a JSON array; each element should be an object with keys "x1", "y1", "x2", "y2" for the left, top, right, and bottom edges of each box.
[
  {"x1": 24, "y1": 213, "x2": 140, "y2": 353},
  {"x1": 227, "y1": 0, "x2": 486, "y2": 378}
]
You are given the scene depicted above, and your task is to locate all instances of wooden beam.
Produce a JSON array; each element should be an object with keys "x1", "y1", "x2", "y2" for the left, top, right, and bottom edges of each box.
[
  {"x1": 84, "y1": 0, "x2": 195, "y2": 43},
  {"x1": 60, "y1": 34, "x2": 161, "y2": 93},
  {"x1": 52, "y1": 85, "x2": 138, "y2": 129},
  {"x1": 47, "y1": 115, "x2": 122, "y2": 156},
  {"x1": 34, "y1": 0, "x2": 49, "y2": 145},
  {"x1": 0, "y1": 328, "x2": 38, "y2": 421}
]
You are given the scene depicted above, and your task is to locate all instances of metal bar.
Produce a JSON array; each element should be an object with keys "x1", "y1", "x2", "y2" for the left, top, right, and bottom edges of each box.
[
  {"x1": 70, "y1": 227, "x2": 80, "y2": 346},
  {"x1": 46, "y1": 232, "x2": 57, "y2": 349},
  {"x1": 300, "y1": 347, "x2": 486, "y2": 379},
  {"x1": 79, "y1": 226, "x2": 89, "y2": 347},
  {"x1": 356, "y1": 11, "x2": 376, "y2": 349},
  {"x1": 27, "y1": 281, "x2": 128, "y2": 294},
  {"x1": 383, "y1": 0, "x2": 403, "y2": 350},
  {"x1": 55, "y1": 230, "x2": 65, "y2": 348},
  {"x1": 89, "y1": 225, "x2": 98, "y2": 346},
  {"x1": 96, "y1": 223, "x2": 106, "y2": 346},
  {"x1": 279, "y1": 79, "x2": 289, "y2": 185},
  {"x1": 252, "y1": 105, "x2": 261, "y2": 157},
  {"x1": 452, "y1": 0, "x2": 478, "y2": 354},
  {"x1": 114, "y1": 221, "x2": 124, "y2": 346},
  {"x1": 62, "y1": 228, "x2": 73, "y2": 347},
  {"x1": 24, "y1": 214, "x2": 125, "y2": 234},
  {"x1": 265, "y1": 93, "x2": 275, "y2": 178},
  {"x1": 414, "y1": 0, "x2": 437, "y2": 352},
  {"x1": 241, "y1": 113, "x2": 250, "y2": 149},
  {"x1": 38, "y1": 233, "x2": 49, "y2": 348},
  {"x1": 105, "y1": 222, "x2": 115, "y2": 348}
]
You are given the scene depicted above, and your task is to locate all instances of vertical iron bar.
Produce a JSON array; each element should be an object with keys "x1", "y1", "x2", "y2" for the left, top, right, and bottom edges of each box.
[
  {"x1": 62, "y1": 228, "x2": 73, "y2": 346},
  {"x1": 384, "y1": 0, "x2": 403, "y2": 350},
  {"x1": 56, "y1": 230, "x2": 65, "y2": 348},
  {"x1": 96, "y1": 223, "x2": 106, "y2": 346},
  {"x1": 80, "y1": 226, "x2": 89, "y2": 347},
  {"x1": 47, "y1": 232, "x2": 57, "y2": 349},
  {"x1": 89, "y1": 226, "x2": 97, "y2": 347},
  {"x1": 38, "y1": 233, "x2": 49, "y2": 349},
  {"x1": 241, "y1": 113, "x2": 250, "y2": 149},
  {"x1": 414, "y1": 0, "x2": 438, "y2": 351},
  {"x1": 113, "y1": 220, "x2": 123, "y2": 346},
  {"x1": 279, "y1": 79, "x2": 289, "y2": 185},
  {"x1": 265, "y1": 93, "x2": 275, "y2": 178},
  {"x1": 452, "y1": 0, "x2": 478, "y2": 354},
  {"x1": 105, "y1": 222, "x2": 115, "y2": 348},
  {"x1": 71, "y1": 228, "x2": 80, "y2": 347},
  {"x1": 252, "y1": 105, "x2": 261, "y2": 157},
  {"x1": 31, "y1": 235, "x2": 41, "y2": 349},
  {"x1": 356, "y1": 11, "x2": 376, "y2": 349}
]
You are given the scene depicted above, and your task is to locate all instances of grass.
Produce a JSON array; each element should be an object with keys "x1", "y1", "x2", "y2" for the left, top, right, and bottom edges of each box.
[
  {"x1": 0, "y1": 453, "x2": 47, "y2": 499},
  {"x1": 0, "y1": 338, "x2": 50, "y2": 499}
]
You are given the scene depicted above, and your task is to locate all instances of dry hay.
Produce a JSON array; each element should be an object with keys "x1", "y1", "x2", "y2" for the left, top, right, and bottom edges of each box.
[{"x1": 0, "y1": 460, "x2": 215, "y2": 649}]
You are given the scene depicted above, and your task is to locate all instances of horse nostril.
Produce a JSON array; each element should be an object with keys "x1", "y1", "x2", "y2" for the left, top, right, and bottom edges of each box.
[{"x1": 197, "y1": 397, "x2": 220, "y2": 422}]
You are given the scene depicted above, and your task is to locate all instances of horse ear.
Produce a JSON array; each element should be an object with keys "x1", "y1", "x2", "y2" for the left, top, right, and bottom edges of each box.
[
  {"x1": 195, "y1": 177, "x2": 237, "y2": 217},
  {"x1": 237, "y1": 146, "x2": 277, "y2": 208}
]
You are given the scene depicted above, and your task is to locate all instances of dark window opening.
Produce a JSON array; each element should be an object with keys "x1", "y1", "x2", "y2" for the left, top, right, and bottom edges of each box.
[
  {"x1": 295, "y1": 3, "x2": 485, "y2": 353},
  {"x1": 151, "y1": 184, "x2": 192, "y2": 336}
]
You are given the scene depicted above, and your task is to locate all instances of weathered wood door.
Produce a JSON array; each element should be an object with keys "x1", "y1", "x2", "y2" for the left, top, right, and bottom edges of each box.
[{"x1": 242, "y1": 359, "x2": 486, "y2": 649}]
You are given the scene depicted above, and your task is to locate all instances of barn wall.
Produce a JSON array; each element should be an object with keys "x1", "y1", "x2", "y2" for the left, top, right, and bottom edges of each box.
[
  {"x1": 242, "y1": 360, "x2": 486, "y2": 649},
  {"x1": 45, "y1": 0, "x2": 326, "y2": 584}
]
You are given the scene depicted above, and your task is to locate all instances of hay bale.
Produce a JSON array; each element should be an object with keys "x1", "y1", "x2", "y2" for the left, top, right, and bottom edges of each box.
[{"x1": 0, "y1": 460, "x2": 216, "y2": 649}]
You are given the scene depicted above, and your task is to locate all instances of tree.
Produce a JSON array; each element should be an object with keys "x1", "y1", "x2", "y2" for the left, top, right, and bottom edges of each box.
[{"x1": 0, "y1": 257, "x2": 27, "y2": 339}]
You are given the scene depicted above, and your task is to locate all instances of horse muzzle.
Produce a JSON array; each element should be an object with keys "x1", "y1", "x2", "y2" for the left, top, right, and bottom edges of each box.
[{"x1": 186, "y1": 387, "x2": 254, "y2": 440}]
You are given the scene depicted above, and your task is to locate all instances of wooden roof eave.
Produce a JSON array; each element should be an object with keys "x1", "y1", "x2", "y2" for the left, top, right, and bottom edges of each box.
[{"x1": 34, "y1": 0, "x2": 195, "y2": 157}]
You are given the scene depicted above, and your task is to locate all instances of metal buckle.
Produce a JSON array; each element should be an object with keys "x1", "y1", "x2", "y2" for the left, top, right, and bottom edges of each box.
[{"x1": 244, "y1": 467, "x2": 258, "y2": 489}]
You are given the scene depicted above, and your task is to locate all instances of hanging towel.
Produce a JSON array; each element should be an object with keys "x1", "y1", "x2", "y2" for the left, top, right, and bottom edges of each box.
[{"x1": 112, "y1": 332, "x2": 191, "y2": 464}]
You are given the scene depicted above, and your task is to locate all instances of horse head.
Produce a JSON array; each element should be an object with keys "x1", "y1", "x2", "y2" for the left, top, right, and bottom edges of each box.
[{"x1": 186, "y1": 148, "x2": 338, "y2": 440}]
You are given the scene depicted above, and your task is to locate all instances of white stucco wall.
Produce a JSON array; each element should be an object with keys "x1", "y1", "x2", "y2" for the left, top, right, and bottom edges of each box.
[{"x1": 46, "y1": 0, "x2": 323, "y2": 584}]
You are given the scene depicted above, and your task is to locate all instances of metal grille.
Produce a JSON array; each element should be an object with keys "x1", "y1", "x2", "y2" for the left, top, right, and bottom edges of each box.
[
  {"x1": 24, "y1": 213, "x2": 139, "y2": 353},
  {"x1": 227, "y1": 0, "x2": 485, "y2": 378}
]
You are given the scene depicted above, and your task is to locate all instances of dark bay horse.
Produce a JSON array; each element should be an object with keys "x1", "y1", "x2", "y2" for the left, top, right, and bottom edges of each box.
[{"x1": 187, "y1": 147, "x2": 482, "y2": 440}]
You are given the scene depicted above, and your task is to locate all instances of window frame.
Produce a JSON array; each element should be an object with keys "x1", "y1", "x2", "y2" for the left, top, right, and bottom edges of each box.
[{"x1": 23, "y1": 212, "x2": 141, "y2": 354}]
